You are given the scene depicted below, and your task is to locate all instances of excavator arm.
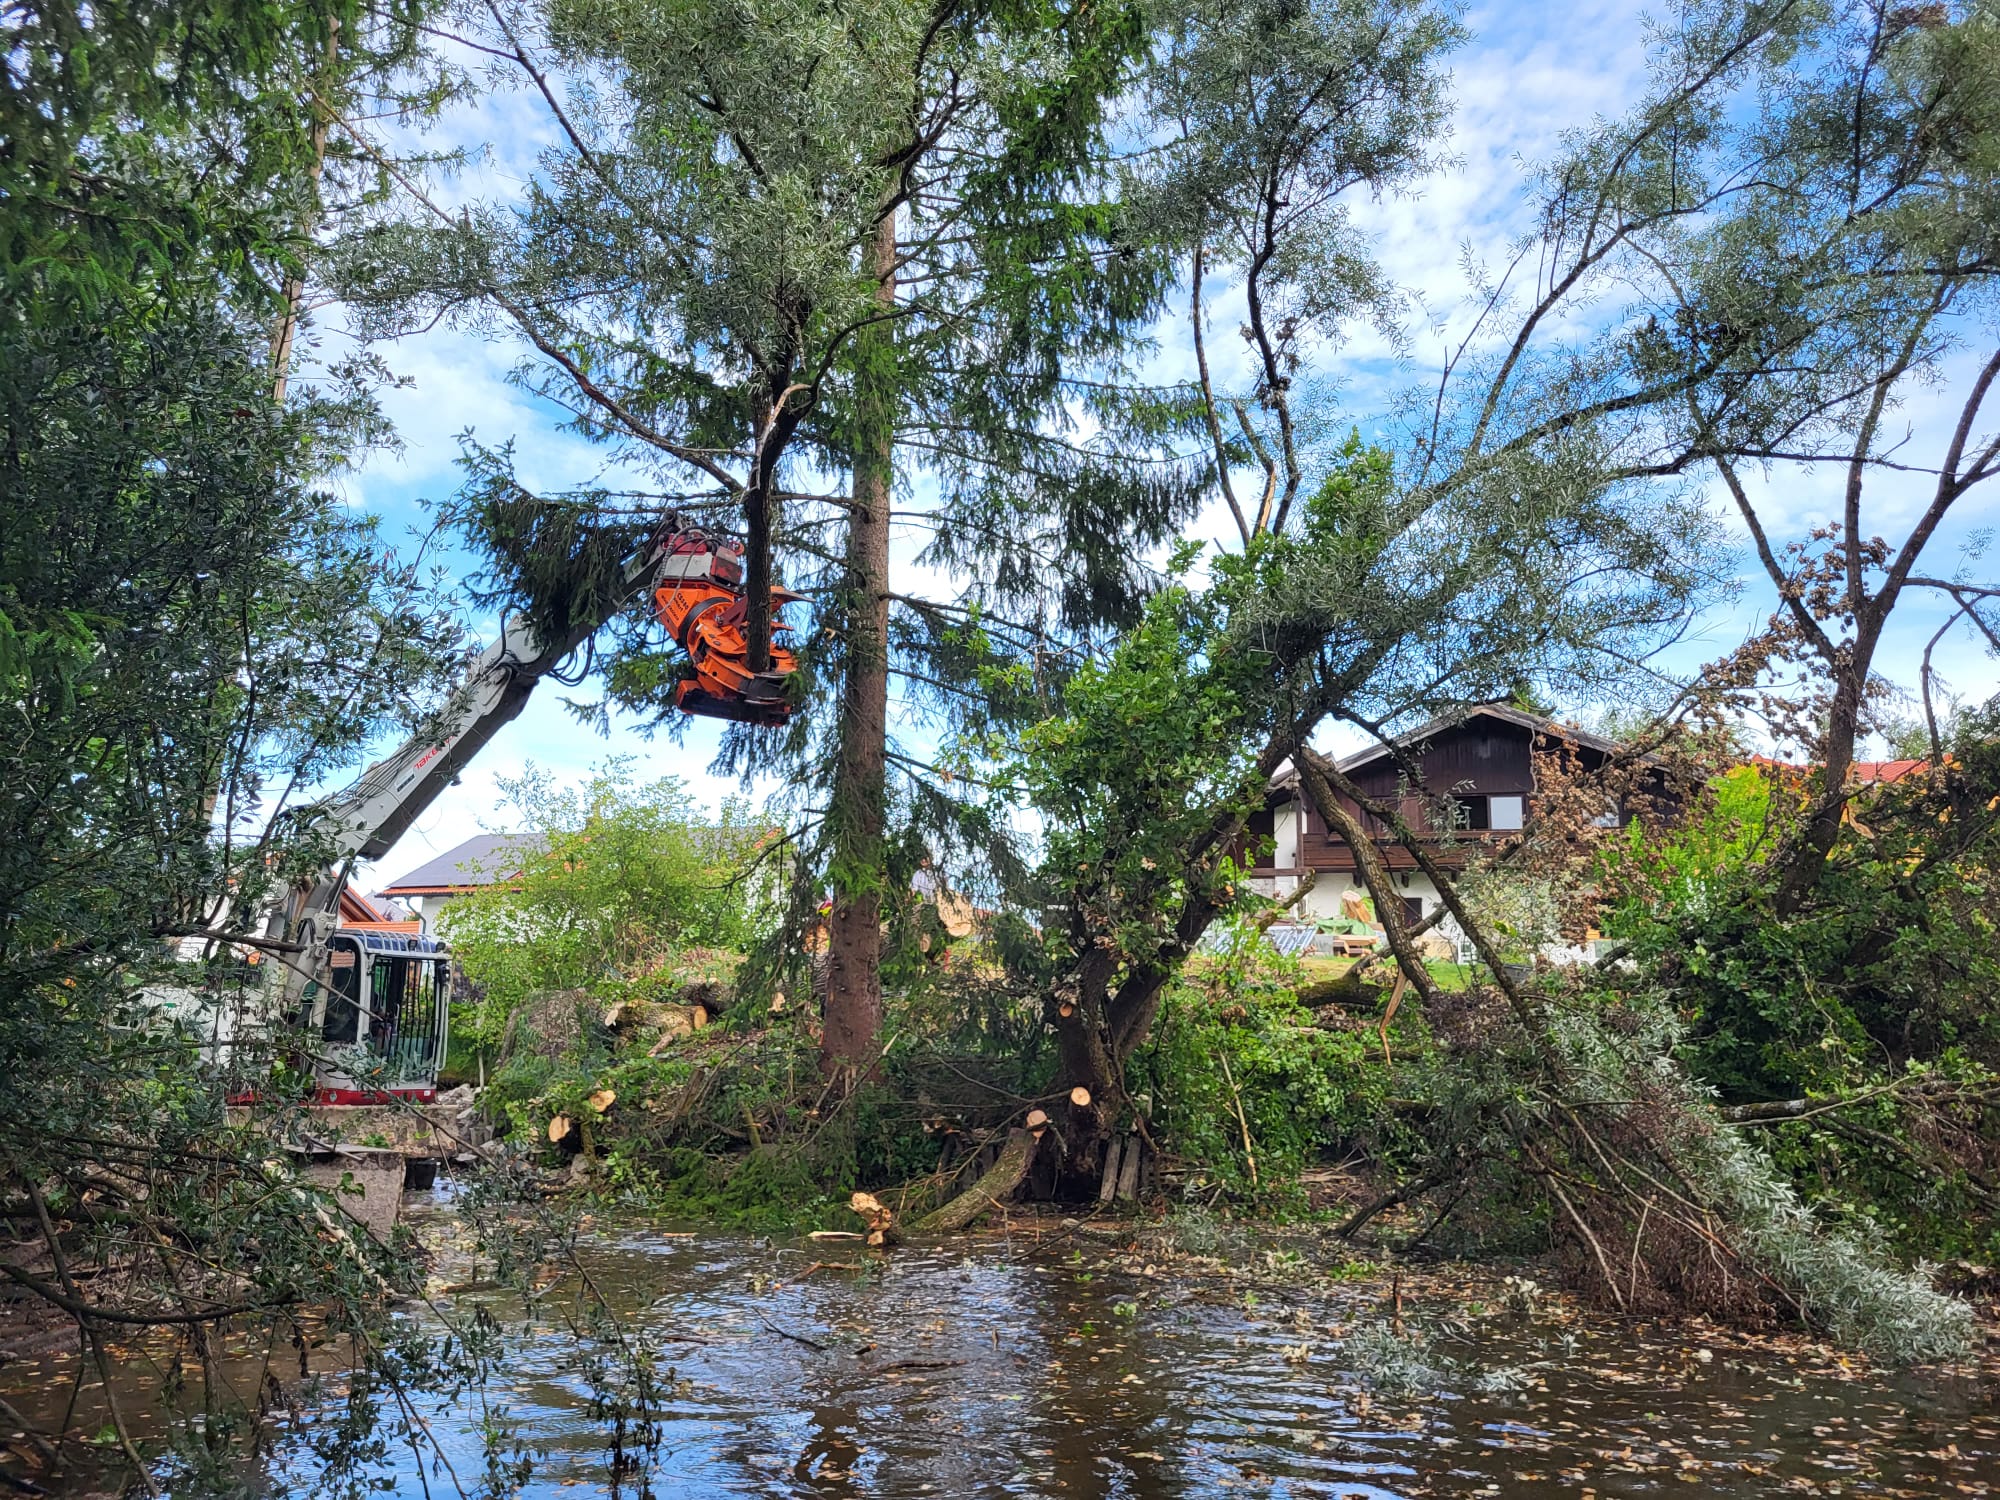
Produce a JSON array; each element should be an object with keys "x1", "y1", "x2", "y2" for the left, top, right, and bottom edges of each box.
[
  {"x1": 282, "y1": 519, "x2": 797, "y2": 948},
  {"x1": 237, "y1": 517, "x2": 797, "y2": 1103}
]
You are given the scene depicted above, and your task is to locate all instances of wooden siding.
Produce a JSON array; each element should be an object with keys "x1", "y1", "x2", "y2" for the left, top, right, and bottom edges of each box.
[{"x1": 1243, "y1": 712, "x2": 1622, "y2": 876}]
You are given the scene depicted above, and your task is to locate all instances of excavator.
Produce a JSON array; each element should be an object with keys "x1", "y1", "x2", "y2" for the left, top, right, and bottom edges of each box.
[{"x1": 226, "y1": 518, "x2": 798, "y2": 1110}]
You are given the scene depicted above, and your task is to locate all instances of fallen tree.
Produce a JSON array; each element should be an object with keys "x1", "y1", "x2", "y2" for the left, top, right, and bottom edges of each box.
[{"x1": 916, "y1": 1129, "x2": 1038, "y2": 1233}]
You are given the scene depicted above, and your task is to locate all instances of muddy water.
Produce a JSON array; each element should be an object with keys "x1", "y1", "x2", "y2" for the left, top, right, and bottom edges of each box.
[{"x1": 5, "y1": 1191, "x2": 2000, "y2": 1497}]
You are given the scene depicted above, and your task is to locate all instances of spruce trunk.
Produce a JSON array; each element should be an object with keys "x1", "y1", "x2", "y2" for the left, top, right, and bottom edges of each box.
[{"x1": 821, "y1": 206, "x2": 896, "y2": 1077}]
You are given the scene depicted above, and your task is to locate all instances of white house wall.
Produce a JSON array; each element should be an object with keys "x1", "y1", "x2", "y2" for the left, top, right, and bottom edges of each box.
[
  {"x1": 1248, "y1": 869, "x2": 1445, "y2": 922},
  {"x1": 1273, "y1": 801, "x2": 1298, "y2": 872}
]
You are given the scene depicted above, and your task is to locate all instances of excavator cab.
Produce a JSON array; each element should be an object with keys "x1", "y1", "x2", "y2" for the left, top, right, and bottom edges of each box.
[
  {"x1": 652, "y1": 528, "x2": 802, "y2": 726},
  {"x1": 301, "y1": 930, "x2": 451, "y2": 1104}
]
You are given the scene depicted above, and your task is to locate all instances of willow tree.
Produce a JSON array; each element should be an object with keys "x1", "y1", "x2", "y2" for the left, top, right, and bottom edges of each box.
[
  {"x1": 992, "y1": 0, "x2": 1987, "y2": 1358},
  {"x1": 340, "y1": 0, "x2": 1190, "y2": 1073},
  {"x1": 985, "y1": 0, "x2": 1798, "y2": 1162},
  {"x1": 1646, "y1": 0, "x2": 2000, "y2": 907},
  {"x1": 0, "y1": 1, "x2": 477, "y2": 1485}
]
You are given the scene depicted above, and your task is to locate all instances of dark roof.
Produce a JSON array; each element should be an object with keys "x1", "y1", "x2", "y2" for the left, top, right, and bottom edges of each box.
[
  {"x1": 1334, "y1": 703, "x2": 1621, "y2": 775},
  {"x1": 381, "y1": 833, "x2": 541, "y2": 895}
]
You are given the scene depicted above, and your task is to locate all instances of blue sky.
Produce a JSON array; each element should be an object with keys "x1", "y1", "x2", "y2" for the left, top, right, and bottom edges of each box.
[{"x1": 331, "y1": 0, "x2": 1998, "y2": 891}]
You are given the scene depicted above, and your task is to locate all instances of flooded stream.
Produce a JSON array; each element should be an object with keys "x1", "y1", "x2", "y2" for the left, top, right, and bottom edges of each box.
[{"x1": 4, "y1": 1187, "x2": 1999, "y2": 1497}]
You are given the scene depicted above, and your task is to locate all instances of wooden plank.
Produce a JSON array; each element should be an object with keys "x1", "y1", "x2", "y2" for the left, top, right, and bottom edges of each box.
[
  {"x1": 1098, "y1": 1136, "x2": 1126, "y2": 1204},
  {"x1": 1115, "y1": 1134, "x2": 1142, "y2": 1201}
]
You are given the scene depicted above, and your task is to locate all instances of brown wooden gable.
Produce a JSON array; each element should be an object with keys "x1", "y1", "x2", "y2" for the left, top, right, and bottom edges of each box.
[{"x1": 1246, "y1": 708, "x2": 1623, "y2": 876}]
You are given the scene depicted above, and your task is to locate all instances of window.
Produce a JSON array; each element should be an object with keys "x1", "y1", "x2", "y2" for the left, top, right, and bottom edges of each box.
[
  {"x1": 321, "y1": 943, "x2": 362, "y2": 1044},
  {"x1": 1452, "y1": 794, "x2": 1523, "y2": 832}
]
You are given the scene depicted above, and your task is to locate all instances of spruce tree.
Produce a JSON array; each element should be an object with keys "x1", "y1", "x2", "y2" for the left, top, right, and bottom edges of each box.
[{"x1": 341, "y1": 0, "x2": 1190, "y2": 1071}]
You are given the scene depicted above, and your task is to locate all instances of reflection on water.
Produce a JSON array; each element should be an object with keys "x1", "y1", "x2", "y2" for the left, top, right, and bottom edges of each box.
[{"x1": 4, "y1": 1189, "x2": 1998, "y2": 1497}]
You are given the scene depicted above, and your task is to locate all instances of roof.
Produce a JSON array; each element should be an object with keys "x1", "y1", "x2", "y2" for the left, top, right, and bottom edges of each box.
[
  {"x1": 1851, "y1": 759, "x2": 1928, "y2": 785},
  {"x1": 1751, "y1": 755, "x2": 1937, "y2": 785},
  {"x1": 339, "y1": 886, "x2": 419, "y2": 923},
  {"x1": 381, "y1": 833, "x2": 541, "y2": 896},
  {"x1": 1338, "y1": 704, "x2": 1619, "y2": 773}
]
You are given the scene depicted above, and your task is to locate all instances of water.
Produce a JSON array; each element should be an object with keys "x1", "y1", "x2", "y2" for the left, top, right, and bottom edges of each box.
[{"x1": 4, "y1": 1191, "x2": 1997, "y2": 1497}]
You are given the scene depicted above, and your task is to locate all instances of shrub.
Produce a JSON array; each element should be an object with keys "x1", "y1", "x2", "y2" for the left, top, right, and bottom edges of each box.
[{"x1": 1136, "y1": 924, "x2": 1384, "y2": 1205}]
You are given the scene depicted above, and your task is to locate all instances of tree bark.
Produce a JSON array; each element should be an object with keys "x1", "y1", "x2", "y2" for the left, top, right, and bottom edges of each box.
[
  {"x1": 269, "y1": 16, "x2": 339, "y2": 406},
  {"x1": 1773, "y1": 649, "x2": 1866, "y2": 915},
  {"x1": 821, "y1": 204, "x2": 897, "y2": 1076},
  {"x1": 1042, "y1": 737, "x2": 1295, "y2": 1181},
  {"x1": 744, "y1": 465, "x2": 775, "y2": 675},
  {"x1": 917, "y1": 1128, "x2": 1036, "y2": 1232}
]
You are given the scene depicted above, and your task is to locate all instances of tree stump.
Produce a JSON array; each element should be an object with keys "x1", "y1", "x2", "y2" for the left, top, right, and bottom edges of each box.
[{"x1": 849, "y1": 1191, "x2": 900, "y2": 1247}]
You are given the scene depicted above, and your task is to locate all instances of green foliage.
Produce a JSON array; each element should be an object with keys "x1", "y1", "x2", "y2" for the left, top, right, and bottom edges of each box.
[
  {"x1": 443, "y1": 763, "x2": 782, "y2": 1046},
  {"x1": 1126, "y1": 0, "x2": 1464, "y2": 350},
  {"x1": 0, "y1": 4, "x2": 499, "y2": 1485},
  {"x1": 1585, "y1": 725, "x2": 2000, "y2": 1262},
  {"x1": 3, "y1": 0, "x2": 447, "y2": 318},
  {"x1": 1602, "y1": 743, "x2": 2000, "y2": 1105},
  {"x1": 1138, "y1": 927, "x2": 1384, "y2": 1204},
  {"x1": 1003, "y1": 553, "x2": 1276, "y2": 982}
]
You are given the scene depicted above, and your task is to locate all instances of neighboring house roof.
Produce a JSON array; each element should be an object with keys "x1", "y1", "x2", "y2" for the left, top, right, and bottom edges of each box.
[
  {"x1": 1336, "y1": 703, "x2": 1620, "y2": 774},
  {"x1": 1750, "y1": 754, "x2": 1937, "y2": 785},
  {"x1": 1850, "y1": 758, "x2": 1929, "y2": 785},
  {"x1": 381, "y1": 833, "x2": 541, "y2": 897},
  {"x1": 339, "y1": 886, "x2": 417, "y2": 924}
]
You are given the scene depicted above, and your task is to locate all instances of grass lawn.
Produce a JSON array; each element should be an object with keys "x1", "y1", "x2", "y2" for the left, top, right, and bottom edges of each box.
[{"x1": 1294, "y1": 952, "x2": 1478, "y2": 993}]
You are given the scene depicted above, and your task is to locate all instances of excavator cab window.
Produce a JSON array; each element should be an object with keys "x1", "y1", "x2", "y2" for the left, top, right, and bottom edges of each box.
[
  {"x1": 367, "y1": 956, "x2": 448, "y2": 1080},
  {"x1": 321, "y1": 939, "x2": 363, "y2": 1045}
]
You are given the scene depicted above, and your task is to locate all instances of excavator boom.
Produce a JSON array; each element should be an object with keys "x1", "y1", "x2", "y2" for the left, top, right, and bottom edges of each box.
[{"x1": 230, "y1": 514, "x2": 799, "y2": 1112}]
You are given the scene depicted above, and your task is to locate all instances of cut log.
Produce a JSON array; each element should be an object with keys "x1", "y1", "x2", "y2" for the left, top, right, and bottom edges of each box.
[
  {"x1": 548, "y1": 1114, "x2": 573, "y2": 1143},
  {"x1": 1115, "y1": 1135, "x2": 1142, "y2": 1201},
  {"x1": 1024, "y1": 1108, "x2": 1049, "y2": 1133},
  {"x1": 849, "y1": 1190, "x2": 901, "y2": 1248},
  {"x1": 1069, "y1": 1087, "x2": 1092, "y2": 1110},
  {"x1": 1098, "y1": 1136, "x2": 1126, "y2": 1204},
  {"x1": 1378, "y1": 967, "x2": 1411, "y2": 1065},
  {"x1": 917, "y1": 1129, "x2": 1037, "y2": 1233},
  {"x1": 587, "y1": 1089, "x2": 616, "y2": 1114}
]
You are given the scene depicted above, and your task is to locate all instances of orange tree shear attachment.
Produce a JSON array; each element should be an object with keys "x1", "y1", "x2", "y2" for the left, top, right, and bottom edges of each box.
[{"x1": 652, "y1": 529, "x2": 802, "y2": 726}]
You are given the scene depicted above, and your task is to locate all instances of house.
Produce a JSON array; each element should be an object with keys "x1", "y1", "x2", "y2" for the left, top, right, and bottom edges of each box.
[
  {"x1": 378, "y1": 833, "x2": 540, "y2": 931},
  {"x1": 1242, "y1": 705, "x2": 1639, "y2": 927},
  {"x1": 337, "y1": 886, "x2": 421, "y2": 933}
]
